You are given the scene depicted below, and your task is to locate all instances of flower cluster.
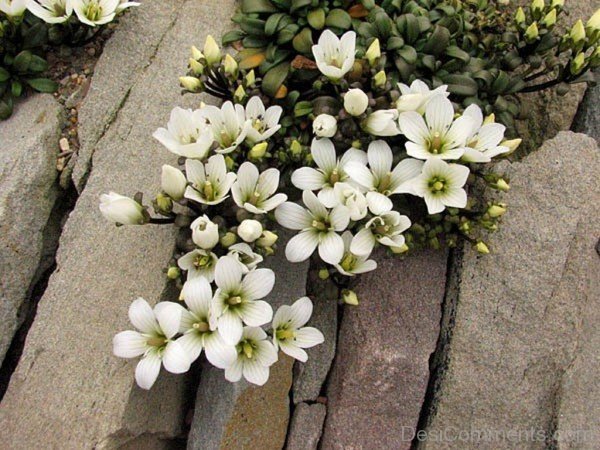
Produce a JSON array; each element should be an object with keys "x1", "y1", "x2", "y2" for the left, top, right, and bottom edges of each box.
[
  {"x1": 0, "y1": 0, "x2": 138, "y2": 24},
  {"x1": 102, "y1": 95, "x2": 324, "y2": 389}
]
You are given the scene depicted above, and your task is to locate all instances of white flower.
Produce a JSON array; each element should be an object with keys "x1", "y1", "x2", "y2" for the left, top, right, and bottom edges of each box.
[
  {"x1": 402, "y1": 158, "x2": 470, "y2": 214},
  {"x1": 344, "y1": 88, "x2": 369, "y2": 116},
  {"x1": 231, "y1": 162, "x2": 287, "y2": 214},
  {"x1": 291, "y1": 138, "x2": 366, "y2": 207},
  {"x1": 225, "y1": 326, "x2": 278, "y2": 386},
  {"x1": 312, "y1": 30, "x2": 356, "y2": 80},
  {"x1": 177, "y1": 249, "x2": 218, "y2": 281},
  {"x1": 152, "y1": 107, "x2": 214, "y2": 159},
  {"x1": 184, "y1": 154, "x2": 237, "y2": 205},
  {"x1": 202, "y1": 101, "x2": 251, "y2": 154},
  {"x1": 332, "y1": 182, "x2": 368, "y2": 221},
  {"x1": 313, "y1": 114, "x2": 337, "y2": 138},
  {"x1": 351, "y1": 209, "x2": 412, "y2": 256},
  {"x1": 0, "y1": 0, "x2": 27, "y2": 16},
  {"x1": 334, "y1": 231, "x2": 377, "y2": 276},
  {"x1": 27, "y1": 0, "x2": 72, "y2": 23},
  {"x1": 190, "y1": 215, "x2": 219, "y2": 250},
  {"x1": 399, "y1": 96, "x2": 475, "y2": 160},
  {"x1": 237, "y1": 219, "x2": 263, "y2": 243},
  {"x1": 363, "y1": 109, "x2": 401, "y2": 136},
  {"x1": 396, "y1": 80, "x2": 449, "y2": 114},
  {"x1": 113, "y1": 298, "x2": 191, "y2": 390},
  {"x1": 460, "y1": 105, "x2": 510, "y2": 162},
  {"x1": 275, "y1": 190, "x2": 350, "y2": 265},
  {"x1": 99, "y1": 192, "x2": 144, "y2": 225},
  {"x1": 116, "y1": 0, "x2": 140, "y2": 14},
  {"x1": 161, "y1": 165, "x2": 187, "y2": 200},
  {"x1": 211, "y1": 256, "x2": 274, "y2": 345},
  {"x1": 227, "y1": 243, "x2": 263, "y2": 273},
  {"x1": 176, "y1": 278, "x2": 237, "y2": 368},
  {"x1": 244, "y1": 96, "x2": 283, "y2": 144},
  {"x1": 72, "y1": 0, "x2": 122, "y2": 26},
  {"x1": 344, "y1": 140, "x2": 423, "y2": 206},
  {"x1": 272, "y1": 297, "x2": 324, "y2": 362}
]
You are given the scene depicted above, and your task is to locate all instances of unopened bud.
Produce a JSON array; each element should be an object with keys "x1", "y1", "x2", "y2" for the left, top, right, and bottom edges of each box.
[
  {"x1": 256, "y1": 230, "x2": 278, "y2": 248},
  {"x1": 495, "y1": 178, "x2": 510, "y2": 192},
  {"x1": 234, "y1": 85, "x2": 246, "y2": 102},
  {"x1": 155, "y1": 192, "x2": 173, "y2": 214},
  {"x1": 245, "y1": 70, "x2": 256, "y2": 87},
  {"x1": 483, "y1": 113, "x2": 496, "y2": 125},
  {"x1": 189, "y1": 58, "x2": 204, "y2": 75},
  {"x1": 203, "y1": 35, "x2": 221, "y2": 65},
  {"x1": 225, "y1": 156, "x2": 235, "y2": 171},
  {"x1": 501, "y1": 138, "x2": 522, "y2": 155},
  {"x1": 391, "y1": 243, "x2": 409, "y2": 254},
  {"x1": 220, "y1": 232, "x2": 237, "y2": 247},
  {"x1": 248, "y1": 142, "x2": 268, "y2": 160},
  {"x1": 179, "y1": 76, "x2": 202, "y2": 92},
  {"x1": 487, "y1": 204, "x2": 507, "y2": 218},
  {"x1": 515, "y1": 7, "x2": 526, "y2": 25},
  {"x1": 290, "y1": 139, "x2": 303, "y2": 156},
  {"x1": 365, "y1": 38, "x2": 381, "y2": 66},
  {"x1": 224, "y1": 54, "x2": 238, "y2": 76},
  {"x1": 167, "y1": 266, "x2": 181, "y2": 280},
  {"x1": 318, "y1": 268, "x2": 329, "y2": 280},
  {"x1": 531, "y1": 0, "x2": 544, "y2": 14},
  {"x1": 543, "y1": 9, "x2": 557, "y2": 27},
  {"x1": 373, "y1": 70, "x2": 386, "y2": 88},
  {"x1": 525, "y1": 22, "x2": 539, "y2": 41},
  {"x1": 342, "y1": 289, "x2": 359, "y2": 305},
  {"x1": 551, "y1": 0, "x2": 564, "y2": 8},
  {"x1": 475, "y1": 241, "x2": 490, "y2": 254},
  {"x1": 191, "y1": 45, "x2": 203, "y2": 61},
  {"x1": 569, "y1": 20, "x2": 586, "y2": 44},
  {"x1": 570, "y1": 52, "x2": 586, "y2": 74}
]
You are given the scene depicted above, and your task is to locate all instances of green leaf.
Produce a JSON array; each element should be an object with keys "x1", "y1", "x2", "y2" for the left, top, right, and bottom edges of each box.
[
  {"x1": 222, "y1": 30, "x2": 246, "y2": 45},
  {"x1": 26, "y1": 78, "x2": 59, "y2": 93},
  {"x1": 11, "y1": 81, "x2": 23, "y2": 97},
  {"x1": 261, "y1": 62, "x2": 290, "y2": 97},
  {"x1": 0, "y1": 67, "x2": 10, "y2": 83},
  {"x1": 325, "y1": 9, "x2": 352, "y2": 30},
  {"x1": 28, "y1": 55, "x2": 49, "y2": 73},
  {"x1": 445, "y1": 45, "x2": 470, "y2": 63},
  {"x1": 242, "y1": 0, "x2": 278, "y2": 13},
  {"x1": 0, "y1": 96, "x2": 14, "y2": 120},
  {"x1": 290, "y1": 0, "x2": 311, "y2": 13},
  {"x1": 13, "y1": 51, "x2": 33, "y2": 73},
  {"x1": 265, "y1": 13, "x2": 287, "y2": 36}
]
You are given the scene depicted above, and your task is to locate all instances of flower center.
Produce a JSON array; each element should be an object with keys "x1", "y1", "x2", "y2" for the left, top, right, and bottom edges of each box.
[
  {"x1": 52, "y1": 2, "x2": 66, "y2": 15},
  {"x1": 428, "y1": 132, "x2": 444, "y2": 154},
  {"x1": 203, "y1": 180, "x2": 215, "y2": 200},
  {"x1": 377, "y1": 172, "x2": 393, "y2": 194},
  {"x1": 192, "y1": 321, "x2": 210, "y2": 333},
  {"x1": 146, "y1": 336, "x2": 167, "y2": 348},
  {"x1": 312, "y1": 219, "x2": 331, "y2": 231},
  {"x1": 247, "y1": 190, "x2": 261, "y2": 205},
  {"x1": 340, "y1": 252, "x2": 357, "y2": 271},
  {"x1": 276, "y1": 328, "x2": 295, "y2": 341},
  {"x1": 227, "y1": 295, "x2": 243, "y2": 306},
  {"x1": 429, "y1": 177, "x2": 447, "y2": 194},
  {"x1": 241, "y1": 340, "x2": 256, "y2": 359},
  {"x1": 85, "y1": 1, "x2": 103, "y2": 20},
  {"x1": 252, "y1": 118, "x2": 265, "y2": 133},
  {"x1": 329, "y1": 168, "x2": 340, "y2": 185},
  {"x1": 219, "y1": 129, "x2": 234, "y2": 148},
  {"x1": 193, "y1": 254, "x2": 212, "y2": 269}
]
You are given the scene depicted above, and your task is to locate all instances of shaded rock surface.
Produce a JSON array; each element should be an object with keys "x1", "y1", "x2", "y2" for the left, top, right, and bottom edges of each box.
[
  {"x1": 286, "y1": 402, "x2": 327, "y2": 450},
  {"x1": 320, "y1": 249, "x2": 448, "y2": 450},
  {"x1": 0, "y1": 95, "x2": 61, "y2": 365},
  {"x1": 572, "y1": 84, "x2": 599, "y2": 143},
  {"x1": 0, "y1": 1, "x2": 237, "y2": 448},
  {"x1": 188, "y1": 232, "x2": 309, "y2": 450},
  {"x1": 421, "y1": 132, "x2": 600, "y2": 449}
]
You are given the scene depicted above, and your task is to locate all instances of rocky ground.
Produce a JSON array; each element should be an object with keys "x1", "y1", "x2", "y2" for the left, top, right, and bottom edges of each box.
[{"x1": 0, "y1": 1, "x2": 599, "y2": 449}]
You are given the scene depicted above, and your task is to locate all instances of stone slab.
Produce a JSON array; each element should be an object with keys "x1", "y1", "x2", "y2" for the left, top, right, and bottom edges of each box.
[
  {"x1": 572, "y1": 84, "x2": 599, "y2": 143},
  {"x1": 320, "y1": 248, "x2": 448, "y2": 450},
  {"x1": 421, "y1": 132, "x2": 600, "y2": 449},
  {"x1": 0, "y1": 94, "x2": 61, "y2": 365},
  {"x1": 188, "y1": 232, "x2": 310, "y2": 450},
  {"x1": 0, "y1": 0, "x2": 238, "y2": 448},
  {"x1": 286, "y1": 402, "x2": 327, "y2": 450}
]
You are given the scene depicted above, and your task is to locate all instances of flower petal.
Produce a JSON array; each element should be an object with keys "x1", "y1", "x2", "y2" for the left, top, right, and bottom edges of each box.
[
  {"x1": 367, "y1": 140, "x2": 393, "y2": 179},
  {"x1": 275, "y1": 202, "x2": 313, "y2": 230},
  {"x1": 203, "y1": 333, "x2": 238, "y2": 369},
  {"x1": 289, "y1": 296, "x2": 313, "y2": 329},
  {"x1": 294, "y1": 327, "x2": 325, "y2": 348},
  {"x1": 128, "y1": 298, "x2": 160, "y2": 334},
  {"x1": 285, "y1": 231, "x2": 319, "y2": 263},
  {"x1": 162, "y1": 340, "x2": 191, "y2": 374},
  {"x1": 176, "y1": 333, "x2": 204, "y2": 363},
  {"x1": 135, "y1": 352, "x2": 161, "y2": 390},
  {"x1": 181, "y1": 277, "x2": 212, "y2": 317},
  {"x1": 218, "y1": 309, "x2": 244, "y2": 345},
  {"x1": 154, "y1": 302, "x2": 184, "y2": 339},
  {"x1": 350, "y1": 228, "x2": 376, "y2": 256},
  {"x1": 215, "y1": 256, "x2": 243, "y2": 292},
  {"x1": 241, "y1": 268, "x2": 275, "y2": 300},
  {"x1": 243, "y1": 360, "x2": 270, "y2": 386},
  {"x1": 279, "y1": 341, "x2": 308, "y2": 362},
  {"x1": 239, "y1": 300, "x2": 273, "y2": 327},
  {"x1": 113, "y1": 331, "x2": 148, "y2": 358},
  {"x1": 311, "y1": 138, "x2": 337, "y2": 172},
  {"x1": 292, "y1": 167, "x2": 326, "y2": 191},
  {"x1": 366, "y1": 192, "x2": 393, "y2": 216},
  {"x1": 318, "y1": 232, "x2": 344, "y2": 264}
]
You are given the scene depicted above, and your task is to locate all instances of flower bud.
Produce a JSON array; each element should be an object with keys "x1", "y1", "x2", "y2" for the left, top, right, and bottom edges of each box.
[
  {"x1": 191, "y1": 45, "x2": 203, "y2": 61},
  {"x1": 483, "y1": 113, "x2": 496, "y2": 125},
  {"x1": 391, "y1": 243, "x2": 409, "y2": 254},
  {"x1": 344, "y1": 88, "x2": 369, "y2": 116},
  {"x1": 531, "y1": 0, "x2": 544, "y2": 14},
  {"x1": 203, "y1": 35, "x2": 221, "y2": 65},
  {"x1": 551, "y1": 0, "x2": 564, "y2": 8},
  {"x1": 245, "y1": 70, "x2": 256, "y2": 87},
  {"x1": 570, "y1": 52, "x2": 586, "y2": 74},
  {"x1": 224, "y1": 54, "x2": 238, "y2": 77},
  {"x1": 290, "y1": 139, "x2": 303, "y2": 156},
  {"x1": 543, "y1": 9, "x2": 557, "y2": 27},
  {"x1": 256, "y1": 230, "x2": 278, "y2": 248},
  {"x1": 167, "y1": 266, "x2": 181, "y2": 280},
  {"x1": 515, "y1": 7, "x2": 526, "y2": 25},
  {"x1": 475, "y1": 241, "x2": 490, "y2": 254},
  {"x1": 189, "y1": 58, "x2": 204, "y2": 75},
  {"x1": 99, "y1": 192, "x2": 145, "y2": 225},
  {"x1": 161, "y1": 165, "x2": 187, "y2": 200},
  {"x1": 237, "y1": 219, "x2": 263, "y2": 242},
  {"x1": 525, "y1": 22, "x2": 539, "y2": 41},
  {"x1": 179, "y1": 76, "x2": 202, "y2": 92},
  {"x1": 373, "y1": 70, "x2": 386, "y2": 88},
  {"x1": 342, "y1": 289, "x2": 359, "y2": 305},
  {"x1": 495, "y1": 178, "x2": 510, "y2": 192},
  {"x1": 191, "y1": 215, "x2": 220, "y2": 249},
  {"x1": 501, "y1": 138, "x2": 522, "y2": 155},
  {"x1": 155, "y1": 193, "x2": 173, "y2": 214},
  {"x1": 487, "y1": 204, "x2": 507, "y2": 218},
  {"x1": 248, "y1": 142, "x2": 268, "y2": 160},
  {"x1": 313, "y1": 114, "x2": 337, "y2": 137},
  {"x1": 225, "y1": 156, "x2": 235, "y2": 171},
  {"x1": 569, "y1": 20, "x2": 586, "y2": 44},
  {"x1": 587, "y1": 9, "x2": 600, "y2": 32},
  {"x1": 234, "y1": 85, "x2": 246, "y2": 102},
  {"x1": 318, "y1": 268, "x2": 329, "y2": 280},
  {"x1": 365, "y1": 38, "x2": 381, "y2": 66},
  {"x1": 220, "y1": 231, "x2": 237, "y2": 248}
]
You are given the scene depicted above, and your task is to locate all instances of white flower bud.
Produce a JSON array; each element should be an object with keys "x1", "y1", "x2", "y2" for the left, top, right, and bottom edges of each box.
[
  {"x1": 190, "y1": 215, "x2": 219, "y2": 250},
  {"x1": 224, "y1": 54, "x2": 238, "y2": 76},
  {"x1": 365, "y1": 38, "x2": 381, "y2": 66},
  {"x1": 344, "y1": 88, "x2": 369, "y2": 116},
  {"x1": 256, "y1": 230, "x2": 278, "y2": 248},
  {"x1": 237, "y1": 219, "x2": 263, "y2": 243},
  {"x1": 161, "y1": 165, "x2": 187, "y2": 200},
  {"x1": 179, "y1": 76, "x2": 202, "y2": 92},
  {"x1": 99, "y1": 192, "x2": 145, "y2": 225},
  {"x1": 313, "y1": 114, "x2": 337, "y2": 137},
  {"x1": 203, "y1": 35, "x2": 221, "y2": 65}
]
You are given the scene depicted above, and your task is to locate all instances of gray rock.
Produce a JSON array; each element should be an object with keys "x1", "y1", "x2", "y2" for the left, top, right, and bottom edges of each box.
[
  {"x1": 320, "y1": 248, "x2": 448, "y2": 450},
  {"x1": 72, "y1": 0, "x2": 185, "y2": 191},
  {"x1": 572, "y1": 84, "x2": 599, "y2": 143},
  {"x1": 421, "y1": 132, "x2": 599, "y2": 449},
  {"x1": 0, "y1": 1, "x2": 238, "y2": 448},
  {"x1": 0, "y1": 94, "x2": 61, "y2": 365},
  {"x1": 293, "y1": 270, "x2": 338, "y2": 404},
  {"x1": 286, "y1": 403, "x2": 327, "y2": 450},
  {"x1": 188, "y1": 232, "x2": 309, "y2": 450}
]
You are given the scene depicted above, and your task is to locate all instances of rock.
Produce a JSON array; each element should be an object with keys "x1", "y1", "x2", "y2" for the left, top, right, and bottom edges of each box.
[
  {"x1": 0, "y1": 94, "x2": 61, "y2": 365},
  {"x1": 292, "y1": 270, "x2": 338, "y2": 404},
  {"x1": 572, "y1": 84, "x2": 599, "y2": 143},
  {"x1": 72, "y1": 0, "x2": 185, "y2": 191},
  {"x1": 320, "y1": 248, "x2": 448, "y2": 450},
  {"x1": 188, "y1": 232, "x2": 309, "y2": 449},
  {"x1": 514, "y1": 1, "x2": 597, "y2": 154},
  {"x1": 188, "y1": 356, "x2": 294, "y2": 450},
  {"x1": 421, "y1": 132, "x2": 599, "y2": 449},
  {"x1": 0, "y1": 1, "x2": 238, "y2": 448},
  {"x1": 286, "y1": 403, "x2": 327, "y2": 450}
]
